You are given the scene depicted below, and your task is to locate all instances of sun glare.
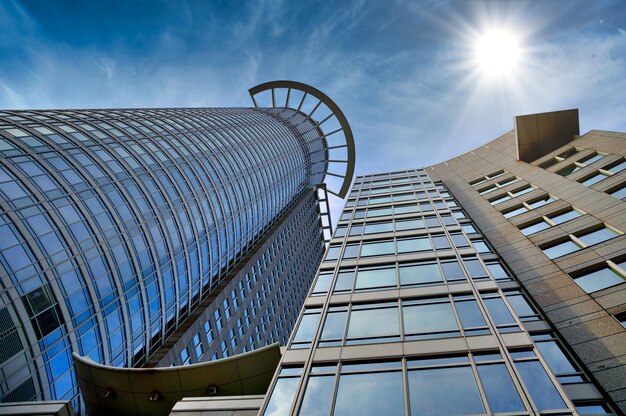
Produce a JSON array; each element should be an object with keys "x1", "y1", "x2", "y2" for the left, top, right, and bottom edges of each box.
[{"x1": 473, "y1": 28, "x2": 522, "y2": 76}]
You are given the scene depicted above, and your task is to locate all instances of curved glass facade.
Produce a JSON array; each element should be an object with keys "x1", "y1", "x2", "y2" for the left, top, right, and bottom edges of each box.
[{"x1": 0, "y1": 106, "x2": 326, "y2": 407}]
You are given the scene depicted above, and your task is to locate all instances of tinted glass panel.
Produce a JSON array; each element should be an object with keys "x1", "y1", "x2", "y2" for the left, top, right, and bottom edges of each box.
[
  {"x1": 361, "y1": 241, "x2": 395, "y2": 257},
  {"x1": 320, "y1": 311, "x2": 347, "y2": 340},
  {"x1": 483, "y1": 297, "x2": 516, "y2": 326},
  {"x1": 516, "y1": 360, "x2": 566, "y2": 410},
  {"x1": 355, "y1": 267, "x2": 396, "y2": 290},
  {"x1": 535, "y1": 341, "x2": 576, "y2": 374},
  {"x1": 399, "y1": 263, "x2": 442, "y2": 285},
  {"x1": 397, "y1": 237, "x2": 431, "y2": 253},
  {"x1": 347, "y1": 307, "x2": 399, "y2": 339},
  {"x1": 574, "y1": 266, "x2": 625, "y2": 293},
  {"x1": 263, "y1": 377, "x2": 298, "y2": 416},
  {"x1": 403, "y1": 303, "x2": 458, "y2": 334},
  {"x1": 543, "y1": 240, "x2": 580, "y2": 259},
  {"x1": 441, "y1": 261, "x2": 465, "y2": 281},
  {"x1": 408, "y1": 366, "x2": 484, "y2": 416},
  {"x1": 395, "y1": 219, "x2": 425, "y2": 231},
  {"x1": 455, "y1": 300, "x2": 487, "y2": 328},
  {"x1": 299, "y1": 375, "x2": 334, "y2": 416},
  {"x1": 477, "y1": 364, "x2": 525, "y2": 413},
  {"x1": 550, "y1": 210, "x2": 580, "y2": 224},
  {"x1": 293, "y1": 313, "x2": 320, "y2": 342},
  {"x1": 577, "y1": 228, "x2": 619, "y2": 246},
  {"x1": 334, "y1": 371, "x2": 404, "y2": 416}
]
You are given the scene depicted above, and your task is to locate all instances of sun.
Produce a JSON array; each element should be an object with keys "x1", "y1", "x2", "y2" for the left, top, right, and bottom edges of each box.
[{"x1": 473, "y1": 28, "x2": 522, "y2": 76}]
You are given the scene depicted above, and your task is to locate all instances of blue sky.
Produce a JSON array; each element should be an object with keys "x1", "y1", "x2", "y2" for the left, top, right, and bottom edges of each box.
[{"x1": 1, "y1": 0, "x2": 625, "y2": 211}]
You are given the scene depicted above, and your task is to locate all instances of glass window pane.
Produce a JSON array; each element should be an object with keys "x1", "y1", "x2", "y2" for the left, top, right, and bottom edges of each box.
[
  {"x1": 607, "y1": 160, "x2": 626, "y2": 173},
  {"x1": 535, "y1": 340, "x2": 576, "y2": 374},
  {"x1": 364, "y1": 222, "x2": 393, "y2": 234},
  {"x1": 610, "y1": 185, "x2": 626, "y2": 199},
  {"x1": 299, "y1": 375, "x2": 334, "y2": 416},
  {"x1": 347, "y1": 307, "x2": 399, "y2": 339},
  {"x1": 293, "y1": 313, "x2": 320, "y2": 342},
  {"x1": 361, "y1": 240, "x2": 395, "y2": 257},
  {"x1": 577, "y1": 227, "x2": 619, "y2": 246},
  {"x1": 543, "y1": 240, "x2": 580, "y2": 259},
  {"x1": 355, "y1": 267, "x2": 396, "y2": 290},
  {"x1": 520, "y1": 221, "x2": 550, "y2": 235},
  {"x1": 455, "y1": 300, "x2": 487, "y2": 328},
  {"x1": 343, "y1": 244, "x2": 360, "y2": 259},
  {"x1": 464, "y1": 259, "x2": 487, "y2": 279},
  {"x1": 504, "y1": 206, "x2": 528, "y2": 218},
  {"x1": 403, "y1": 303, "x2": 458, "y2": 334},
  {"x1": 408, "y1": 366, "x2": 484, "y2": 416},
  {"x1": 263, "y1": 377, "x2": 299, "y2": 416},
  {"x1": 312, "y1": 273, "x2": 333, "y2": 294},
  {"x1": 515, "y1": 360, "x2": 566, "y2": 411},
  {"x1": 581, "y1": 173, "x2": 607, "y2": 186},
  {"x1": 334, "y1": 371, "x2": 404, "y2": 416},
  {"x1": 334, "y1": 270, "x2": 355, "y2": 292},
  {"x1": 506, "y1": 294, "x2": 536, "y2": 318},
  {"x1": 486, "y1": 262, "x2": 509, "y2": 280},
  {"x1": 483, "y1": 297, "x2": 516, "y2": 326},
  {"x1": 397, "y1": 237, "x2": 432, "y2": 253},
  {"x1": 550, "y1": 209, "x2": 580, "y2": 224},
  {"x1": 574, "y1": 266, "x2": 625, "y2": 293},
  {"x1": 477, "y1": 364, "x2": 525, "y2": 413},
  {"x1": 320, "y1": 311, "x2": 347, "y2": 340},
  {"x1": 395, "y1": 219, "x2": 425, "y2": 231},
  {"x1": 441, "y1": 261, "x2": 465, "y2": 281},
  {"x1": 399, "y1": 263, "x2": 442, "y2": 285}
]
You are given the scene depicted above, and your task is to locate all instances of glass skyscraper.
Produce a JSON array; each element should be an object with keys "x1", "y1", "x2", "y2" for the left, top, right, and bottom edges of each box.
[
  {"x1": 260, "y1": 110, "x2": 624, "y2": 415},
  {"x1": 0, "y1": 81, "x2": 355, "y2": 412}
]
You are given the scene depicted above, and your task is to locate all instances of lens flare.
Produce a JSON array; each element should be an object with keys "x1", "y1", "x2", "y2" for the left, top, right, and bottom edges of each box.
[{"x1": 473, "y1": 29, "x2": 522, "y2": 76}]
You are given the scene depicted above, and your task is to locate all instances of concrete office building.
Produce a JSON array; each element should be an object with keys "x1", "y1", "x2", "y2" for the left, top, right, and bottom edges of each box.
[
  {"x1": 0, "y1": 81, "x2": 355, "y2": 413},
  {"x1": 259, "y1": 109, "x2": 625, "y2": 415}
]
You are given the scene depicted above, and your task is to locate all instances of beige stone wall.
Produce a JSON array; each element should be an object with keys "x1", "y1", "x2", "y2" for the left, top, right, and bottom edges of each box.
[{"x1": 429, "y1": 129, "x2": 626, "y2": 412}]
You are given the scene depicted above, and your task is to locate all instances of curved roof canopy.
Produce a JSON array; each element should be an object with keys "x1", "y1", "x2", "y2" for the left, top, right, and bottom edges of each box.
[
  {"x1": 249, "y1": 80, "x2": 356, "y2": 198},
  {"x1": 73, "y1": 343, "x2": 280, "y2": 416}
]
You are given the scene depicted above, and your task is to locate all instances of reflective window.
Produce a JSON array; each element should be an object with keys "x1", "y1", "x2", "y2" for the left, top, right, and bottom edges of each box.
[
  {"x1": 292, "y1": 309, "x2": 321, "y2": 345},
  {"x1": 403, "y1": 301, "x2": 458, "y2": 339},
  {"x1": 395, "y1": 218, "x2": 425, "y2": 231},
  {"x1": 550, "y1": 209, "x2": 581, "y2": 224},
  {"x1": 610, "y1": 184, "x2": 626, "y2": 199},
  {"x1": 607, "y1": 159, "x2": 626, "y2": 173},
  {"x1": 428, "y1": 262, "x2": 458, "y2": 285},
  {"x1": 576, "y1": 227, "x2": 620, "y2": 247},
  {"x1": 527, "y1": 196, "x2": 556, "y2": 209},
  {"x1": 334, "y1": 370, "x2": 404, "y2": 416},
  {"x1": 360, "y1": 240, "x2": 394, "y2": 257},
  {"x1": 263, "y1": 376, "x2": 299, "y2": 416},
  {"x1": 347, "y1": 304, "x2": 399, "y2": 341},
  {"x1": 399, "y1": 262, "x2": 442, "y2": 285},
  {"x1": 312, "y1": 272, "x2": 333, "y2": 294},
  {"x1": 520, "y1": 220, "x2": 550, "y2": 236},
  {"x1": 581, "y1": 172, "x2": 608, "y2": 186},
  {"x1": 482, "y1": 296, "x2": 516, "y2": 326},
  {"x1": 333, "y1": 269, "x2": 355, "y2": 292},
  {"x1": 299, "y1": 375, "x2": 334, "y2": 416},
  {"x1": 463, "y1": 258, "x2": 487, "y2": 279},
  {"x1": 543, "y1": 240, "x2": 581, "y2": 259},
  {"x1": 515, "y1": 360, "x2": 566, "y2": 411},
  {"x1": 363, "y1": 222, "x2": 393, "y2": 234},
  {"x1": 477, "y1": 364, "x2": 525, "y2": 412},
  {"x1": 355, "y1": 266, "x2": 396, "y2": 290},
  {"x1": 408, "y1": 365, "x2": 484, "y2": 416},
  {"x1": 504, "y1": 206, "x2": 528, "y2": 218},
  {"x1": 397, "y1": 237, "x2": 431, "y2": 253},
  {"x1": 573, "y1": 265, "x2": 625, "y2": 293}
]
